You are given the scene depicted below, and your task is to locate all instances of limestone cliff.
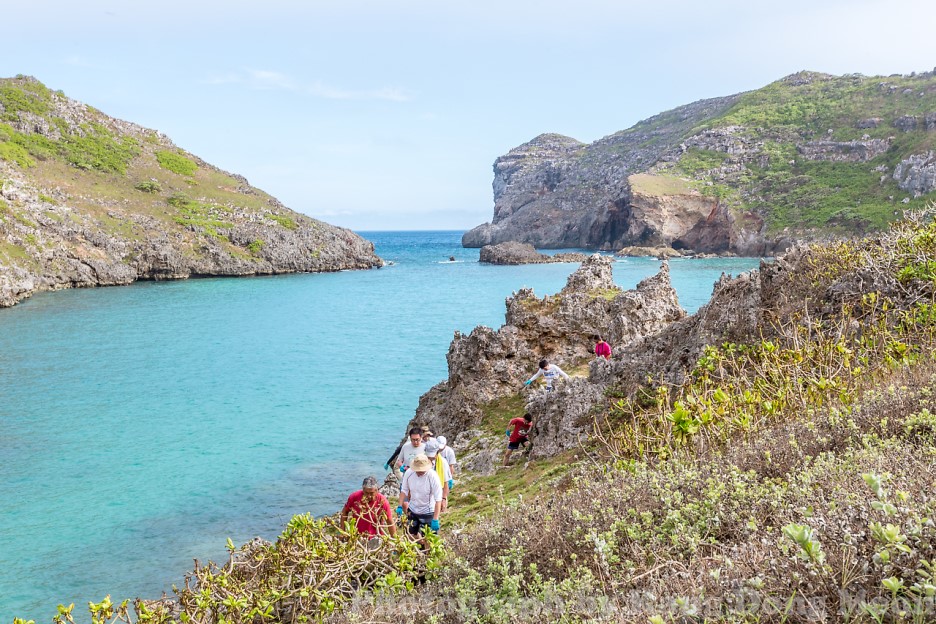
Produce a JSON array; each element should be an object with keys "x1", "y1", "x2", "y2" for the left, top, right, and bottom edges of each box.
[
  {"x1": 0, "y1": 76, "x2": 381, "y2": 307},
  {"x1": 410, "y1": 255, "x2": 685, "y2": 472},
  {"x1": 464, "y1": 70, "x2": 936, "y2": 254}
]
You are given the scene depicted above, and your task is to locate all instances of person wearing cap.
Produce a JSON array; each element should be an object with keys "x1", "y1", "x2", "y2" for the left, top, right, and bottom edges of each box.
[
  {"x1": 393, "y1": 427, "x2": 424, "y2": 473},
  {"x1": 437, "y1": 435, "x2": 458, "y2": 478},
  {"x1": 423, "y1": 439, "x2": 452, "y2": 511},
  {"x1": 340, "y1": 476, "x2": 397, "y2": 537},
  {"x1": 524, "y1": 358, "x2": 570, "y2": 391},
  {"x1": 397, "y1": 453, "x2": 443, "y2": 537}
]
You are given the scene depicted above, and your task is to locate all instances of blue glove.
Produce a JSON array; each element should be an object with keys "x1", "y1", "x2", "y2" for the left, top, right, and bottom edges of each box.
[
  {"x1": 505, "y1": 428, "x2": 511, "y2": 437},
  {"x1": 383, "y1": 463, "x2": 391, "y2": 471},
  {"x1": 524, "y1": 380, "x2": 532, "y2": 386},
  {"x1": 448, "y1": 479, "x2": 454, "y2": 490},
  {"x1": 430, "y1": 519, "x2": 440, "y2": 532},
  {"x1": 399, "y1": 466, "x2": 405, "y2": 473},
  {"x1": 396, "y1": 506, "x2": 403, "y2": 516}
]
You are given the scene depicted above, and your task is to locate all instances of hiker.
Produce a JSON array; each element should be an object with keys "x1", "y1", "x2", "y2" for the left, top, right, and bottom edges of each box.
[
  {"x1": 437, "y1": 435, "x2": 458, "y2": 478},
  {"x1": 504, "y1": 413, "x2": 534, "y2": 466},
  {"x1": 421, "y1": 426, "x2": 436, "y2": 446},
  {"x1": 594, "y1": 336, "x2": 612, "y2": 360},
  {"x1": 424, "y1": 439, "x2": 452, "y2": 511},
  {"x1": 397, "y1": 454, "x2": 443, "y2": 537},
  {"x1": 340, "y1": 476, "x2": 397, "y2": 537},
  {"x1": 393, "y1": 427, "x2": 424, "y2": 473},
  {"x1": 524, "y1": 358, "x2": 570, "y2": 391}
]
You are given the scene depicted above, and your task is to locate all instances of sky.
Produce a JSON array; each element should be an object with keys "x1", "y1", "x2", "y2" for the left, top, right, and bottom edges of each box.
[{"x1": 4, "y1": 0, "x2": 936, "y2": 231}]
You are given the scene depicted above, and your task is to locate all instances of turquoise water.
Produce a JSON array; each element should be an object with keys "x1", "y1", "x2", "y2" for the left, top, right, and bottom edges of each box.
[{"x1": 0, "y1": 231, "x2": 762, "y2": 619}]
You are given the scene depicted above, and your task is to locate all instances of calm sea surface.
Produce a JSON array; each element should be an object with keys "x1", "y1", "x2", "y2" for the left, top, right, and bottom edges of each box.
[{"x1": 0, "y1": 231, "x2": 763, "y2": 619}]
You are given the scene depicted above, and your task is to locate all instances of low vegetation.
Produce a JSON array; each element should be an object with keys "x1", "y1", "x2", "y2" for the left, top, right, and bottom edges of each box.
[{"x1": 156, "y1": 150, "x2": 198, "y2": 177}]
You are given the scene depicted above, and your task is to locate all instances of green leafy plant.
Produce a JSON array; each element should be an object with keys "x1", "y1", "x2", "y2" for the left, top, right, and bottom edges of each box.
[{"x1": 156, "y1": 150, "x2": 198, "y2": 177}]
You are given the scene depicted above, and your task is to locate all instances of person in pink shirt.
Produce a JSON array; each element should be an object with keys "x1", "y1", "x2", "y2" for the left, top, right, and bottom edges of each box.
[{"x1": 594, "y1": 336, "x2": 612, "y2": 360}]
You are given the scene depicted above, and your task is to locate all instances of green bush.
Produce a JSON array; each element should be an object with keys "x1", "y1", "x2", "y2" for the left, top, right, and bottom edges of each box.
[
  {"x1": 59, "y1": 124, "x2": 139, "y2": 174},
  {"x1": 0, "y1": 141, "x2": 35, "y2": 168},
  {"x1": 134, "y1": 181, "x2": 161, "y2": 193},
  {"x1": 155, "y1": 150, "x2": 198, "y2": 177},
  {"x1": 270, "y1": 214, "x2": 298, "y2": 230}
]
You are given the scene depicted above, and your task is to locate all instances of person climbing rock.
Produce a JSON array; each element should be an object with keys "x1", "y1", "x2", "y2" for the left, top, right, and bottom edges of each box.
[
  {"x1": 524, "y1": 358, "x2": 570, "y2": 391},
  {"x1": 594, "y1": 336, "x2": 612, "y2": 360},
  {"x1": 504, "y1": 412, "x2": 534, "y2": 466}
]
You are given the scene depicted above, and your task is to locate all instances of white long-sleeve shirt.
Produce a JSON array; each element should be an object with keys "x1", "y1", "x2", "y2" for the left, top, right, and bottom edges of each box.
[{"x1": 527, "y1": 364, "x2": 570, "y2": 389}]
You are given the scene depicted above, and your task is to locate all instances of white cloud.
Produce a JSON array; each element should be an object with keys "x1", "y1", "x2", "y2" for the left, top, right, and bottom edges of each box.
[
  {"x1": 204, "y1": 69, "x2": 410, "y2": 101},
  {"x1": 307, "y1": 83, "x2": 411, "y2": 102}
]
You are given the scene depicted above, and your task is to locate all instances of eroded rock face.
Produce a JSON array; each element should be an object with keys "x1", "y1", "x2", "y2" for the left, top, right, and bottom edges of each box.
[
  {"x1": 410, "y1": 255, "x2": 685, "y2": 446},
  {"x1": 479, "y1": 241, "x2": 588, "y2": 265},
  {"x1": 894, "y1": 151, "x2": 936, "y2": 197}
]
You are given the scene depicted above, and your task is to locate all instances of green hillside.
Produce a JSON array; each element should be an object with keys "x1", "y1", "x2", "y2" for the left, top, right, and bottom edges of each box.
[
  {"x1": 0, "y1": 75, "x2": 380, "y2": 306},
  {"x1": 657, "y1": 71, "x2": 936, "y2": 235}
]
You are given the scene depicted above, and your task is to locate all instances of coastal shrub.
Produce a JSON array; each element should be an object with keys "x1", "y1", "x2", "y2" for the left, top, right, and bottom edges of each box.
[
  {"x1": 269, "y1": 213, "x2": 298, "y2": 230},
  {"x1": 247, "y1": 239, "x2": 264, "y2": 254},
  {"x1": 134, "y1": 181, "x2": 161, "y2": 193},
  {"x1": 168, "y1": 195, "x2": 233, "y2": 238},
  {"x1": 0, "y1": 82, "x2": 52, "y2": 121},
  {"x1": 59, "y1": 124, "x2": 140, "y2": 174},
  {"x1": 0, "y1": 141, "x2": 35, "y2": 168},
  {"x1": 156, "y1": 150, "x2": 198, "y2": 177},
  {"x1": 129, "y1": 515, "x2": 444, "y2": 624}
]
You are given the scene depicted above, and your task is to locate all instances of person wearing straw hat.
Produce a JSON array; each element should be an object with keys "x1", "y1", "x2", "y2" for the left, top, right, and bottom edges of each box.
[
  {"x1": 397, "y1": 453, "x2": 443, "y2": 537},
  {"x1": 340, "y1": 476, "x2": 397, "y2": 537}
]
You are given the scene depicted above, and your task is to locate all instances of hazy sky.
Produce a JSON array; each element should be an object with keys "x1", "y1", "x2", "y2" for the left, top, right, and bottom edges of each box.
[{"x1": 4, "y1": 0, "x2": 935, "y2": 230}]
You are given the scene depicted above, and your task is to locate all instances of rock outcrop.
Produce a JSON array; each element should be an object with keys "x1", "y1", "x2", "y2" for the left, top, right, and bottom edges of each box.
[
  {"x1": 894, "y1": 151, "x2": 936, "y2": 197},
  {"x1": 479, "y1": 241, "x2": 588, "y2": 265},
  {"x1": 464, "y1": 70, "x2": 936, "y2": 255},
  {"x1": 411, "y1": 255, "x2": 685, "y2": 473},
  {"x1": 0, "y1": 76, "x2": 382, "y2": 307}
]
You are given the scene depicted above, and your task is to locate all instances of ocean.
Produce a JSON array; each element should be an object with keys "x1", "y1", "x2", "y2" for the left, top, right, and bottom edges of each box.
[{"x1": 0, "y1": 231, "x2": 763, "y2": 619}]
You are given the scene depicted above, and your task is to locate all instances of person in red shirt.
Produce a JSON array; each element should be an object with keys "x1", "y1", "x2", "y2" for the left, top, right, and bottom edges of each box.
[
  {"x1": 595, "y1": 336, "x2": 612, "y2": 360},
  {"x1": 340, "y1": 476, "x2": 397, "y2": 537},
  {"x1": 503, "y1": 413, "x2": 534, "y2": 466}
]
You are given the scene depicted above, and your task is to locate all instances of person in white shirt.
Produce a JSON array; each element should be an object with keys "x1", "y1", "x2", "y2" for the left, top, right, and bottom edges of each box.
[
  {"x1": 397, "y1": 454, "x2": 443, "y2": 537},
  {"x1": 437, "y1": 435, "x2": 457, "y2": 477},
  {"x1": 524, "y1": 358, "x2": 570, "y2": 391},
  {"x1": 423, "y1": 439, "x2": 452, "y2": 511},
  {"x1": 393, "y1": 428, "x2": 425, "y2": 473}
]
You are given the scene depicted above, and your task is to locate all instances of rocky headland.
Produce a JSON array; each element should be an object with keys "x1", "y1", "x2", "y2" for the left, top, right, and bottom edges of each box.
[
  {"x1": 464, "y1": 70, "x2": 936, "y2": 255},
  {"x1": 0, "y1": 76, "x2": 382, "y2": 307},
  {"x1": 410, "y1": 254, "x2": 686, "y2": 472},
  {"x1": 478, "y1": 240, "x2": 589, "y2": 265}
]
